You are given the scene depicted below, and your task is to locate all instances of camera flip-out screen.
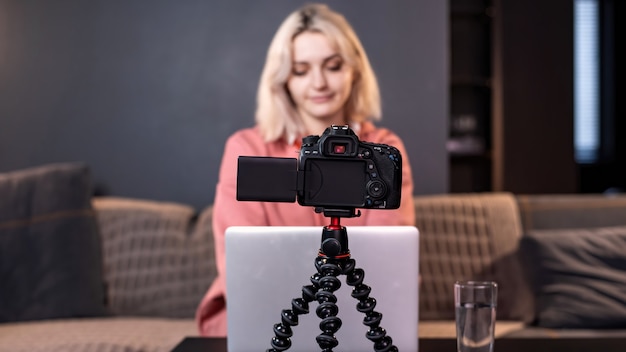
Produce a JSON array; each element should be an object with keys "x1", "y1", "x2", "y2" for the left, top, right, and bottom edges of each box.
[{"x1": 236, "y1": 157, "x2": 298, "y2": 202}]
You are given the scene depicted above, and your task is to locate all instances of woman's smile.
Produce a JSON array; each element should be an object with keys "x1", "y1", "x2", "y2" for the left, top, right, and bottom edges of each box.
[{"x1": 309, "y1": 93, "x2": 334, "y2": 103}]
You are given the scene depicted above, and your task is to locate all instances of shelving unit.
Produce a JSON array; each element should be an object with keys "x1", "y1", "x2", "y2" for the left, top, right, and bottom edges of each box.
[{"x1": 448, "y1": 0, "x2": 493, "y2": 192}]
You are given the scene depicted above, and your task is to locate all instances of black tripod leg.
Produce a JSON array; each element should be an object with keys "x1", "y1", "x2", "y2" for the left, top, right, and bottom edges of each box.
[
  {"x1": 266, "y1": 258, "x2": 319, "y2": 352},
  {"x1": 314, "y1": 257, "x2": 344, "y2": 352},
  {"x1": 343, "y1": 258, "x2": 399, "y2": 352}
]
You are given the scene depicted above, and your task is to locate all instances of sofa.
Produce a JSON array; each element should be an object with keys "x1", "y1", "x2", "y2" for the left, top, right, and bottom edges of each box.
[
  {"x1": 0, "y1": 164, "x2": 216, "y2": 352},
  {"x1": 2, "y1": 163, "x2": 626, "y2": 352},
  {"x1": 416, "y1": 192, "x2": 626, "y2": 341}
]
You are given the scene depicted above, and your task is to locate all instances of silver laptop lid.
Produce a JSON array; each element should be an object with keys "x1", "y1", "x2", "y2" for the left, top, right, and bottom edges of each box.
[{"x1": 225, "y1": 226, "x2": 419, "y2": 352}]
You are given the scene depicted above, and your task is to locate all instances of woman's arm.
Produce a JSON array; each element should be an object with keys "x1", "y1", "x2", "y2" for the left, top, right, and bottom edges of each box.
[{"x1": 212, "y1": 130, "x2": 269, "y2": 279}]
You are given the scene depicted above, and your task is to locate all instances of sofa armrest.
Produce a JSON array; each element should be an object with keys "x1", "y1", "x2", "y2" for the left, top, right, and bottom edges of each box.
[{"x1": 92, "y1": 197, "x2": 216, "y2": 319}]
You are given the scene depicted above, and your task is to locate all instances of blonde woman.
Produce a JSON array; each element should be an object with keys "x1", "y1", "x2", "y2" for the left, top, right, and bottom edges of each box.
[{"x1": 196, "y1": 3, "x2": 415, "y2": 336}]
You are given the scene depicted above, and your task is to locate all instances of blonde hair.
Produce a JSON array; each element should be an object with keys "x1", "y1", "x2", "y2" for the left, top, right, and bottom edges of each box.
[{"x1": 255, "y1": 3, "x2": 381, "y2": 143}]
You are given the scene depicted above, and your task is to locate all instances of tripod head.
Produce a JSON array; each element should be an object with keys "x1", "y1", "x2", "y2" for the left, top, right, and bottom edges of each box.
[{"x1": 315, "y1": 207, "x2": 360, "y2": 258}]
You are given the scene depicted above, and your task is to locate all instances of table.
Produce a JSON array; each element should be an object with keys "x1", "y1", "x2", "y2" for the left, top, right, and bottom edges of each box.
[{"x1": 172, "y1": 336, "x2": 626, "y2": 352}]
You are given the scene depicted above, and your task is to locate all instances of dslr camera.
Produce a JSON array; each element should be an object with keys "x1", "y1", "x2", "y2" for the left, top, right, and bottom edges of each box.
[{"x1": 236, "y1": 125, "x2": 402, "y2": 212}]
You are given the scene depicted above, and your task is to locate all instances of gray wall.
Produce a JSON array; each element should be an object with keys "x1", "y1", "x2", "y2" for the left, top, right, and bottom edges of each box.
[{"x1": 0, "y1": 0, "x2": 448, "y2": 210}]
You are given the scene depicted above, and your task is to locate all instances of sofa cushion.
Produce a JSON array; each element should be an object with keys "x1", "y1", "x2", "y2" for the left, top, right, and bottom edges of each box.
[
  {"x1": 521, "y1": 226, "x2": 626, "y2": 328},
  {"x1": 0, "y1": 317, "x2": 197, "y2": 352},
  {"x1": 0, "y1": 163, "x2": 107, "y2": 322},
  {"x1": 415, "y1": 192, "x2": 533, "y2": 322},
  {"x1": 93, "y1": 197, "x2": 216, "y2": 318}
]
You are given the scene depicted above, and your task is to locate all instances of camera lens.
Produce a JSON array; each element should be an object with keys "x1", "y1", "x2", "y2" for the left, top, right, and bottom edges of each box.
[{"x1": 367, "y1": 180, "x2": 386, "y2": 199}]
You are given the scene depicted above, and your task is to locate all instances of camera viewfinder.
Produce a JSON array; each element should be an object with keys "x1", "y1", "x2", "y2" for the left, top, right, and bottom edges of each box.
[{"x1": 333, "y1": 143, "x2": 347, "y2": 154}]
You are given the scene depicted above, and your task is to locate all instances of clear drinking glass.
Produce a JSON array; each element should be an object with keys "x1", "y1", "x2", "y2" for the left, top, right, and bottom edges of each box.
[{"x1": 454, "y1": 281, "x2": 498, "y2": 352}]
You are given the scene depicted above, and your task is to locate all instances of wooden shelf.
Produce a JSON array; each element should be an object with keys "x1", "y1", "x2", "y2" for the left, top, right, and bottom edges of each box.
[{"x1": 449, "y1": 0, "x2": 494, "y2": 193}]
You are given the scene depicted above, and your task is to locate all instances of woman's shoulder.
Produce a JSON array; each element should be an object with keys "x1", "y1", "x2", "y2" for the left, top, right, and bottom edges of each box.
[
  {"x1": 223, "y1": 126, "x2": 264, "y2": 155},
  {"x1": 224, "y1": 126, "x2": 292, "y2": 156},
  {"x1": 359, "y1": 122, "x2": 404, "y2": 146}
]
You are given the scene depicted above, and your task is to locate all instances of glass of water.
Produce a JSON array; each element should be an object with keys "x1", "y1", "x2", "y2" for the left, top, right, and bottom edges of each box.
[{"x1": 454, "y1": 281, "x2": 498, "y2": 352}]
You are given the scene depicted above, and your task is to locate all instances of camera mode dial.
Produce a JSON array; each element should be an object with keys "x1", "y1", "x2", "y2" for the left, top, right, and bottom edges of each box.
[{"x1": 302, "y1": 135, "x2": 320, "y2": 147}]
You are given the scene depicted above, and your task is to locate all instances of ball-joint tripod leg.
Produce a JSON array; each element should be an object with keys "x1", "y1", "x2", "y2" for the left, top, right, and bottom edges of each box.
[{"x1": 266, "y1": 217, "x2": 398, "y2": 352}]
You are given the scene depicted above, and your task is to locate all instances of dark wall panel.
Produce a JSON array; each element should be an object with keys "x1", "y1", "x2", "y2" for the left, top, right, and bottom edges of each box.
[
  {"x1": 0, "y1": 0, "x2": 448, "y2": 209},
  {"x1": 496, "y1": 0, "x2": 577, "y2": 193}
]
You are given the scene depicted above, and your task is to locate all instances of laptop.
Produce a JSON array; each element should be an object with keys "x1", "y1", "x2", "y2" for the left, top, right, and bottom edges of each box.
[{"x1": 225, "y1": 226, "x2": 420, "y2": 352}]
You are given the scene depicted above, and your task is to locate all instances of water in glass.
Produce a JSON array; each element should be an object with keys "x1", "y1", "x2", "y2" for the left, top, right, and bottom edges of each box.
[{"x1": 455, "y1": 301, "x2": 496, "y2": 352}]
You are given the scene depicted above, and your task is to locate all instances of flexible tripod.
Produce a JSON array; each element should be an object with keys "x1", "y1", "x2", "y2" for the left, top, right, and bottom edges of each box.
[{"x1": 266, "y1": 208, "x2": 398, "y2": 352}]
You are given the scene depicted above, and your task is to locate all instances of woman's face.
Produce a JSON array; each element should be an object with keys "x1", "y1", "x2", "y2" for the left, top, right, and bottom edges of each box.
[{"x1": 287, "y1": 31, "x2": 354, "y2": 126}]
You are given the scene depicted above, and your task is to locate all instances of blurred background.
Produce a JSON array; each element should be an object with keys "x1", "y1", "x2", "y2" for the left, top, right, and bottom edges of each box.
[
  {"x1": 0, "y1": 0, "x2": 623, "y2": 210},
  {"x1": 449, "y1": 0, "x2": 625, "y2": 196},
  {"x1": 0, "y1": 0, "x2": 447, "y2": 209}
]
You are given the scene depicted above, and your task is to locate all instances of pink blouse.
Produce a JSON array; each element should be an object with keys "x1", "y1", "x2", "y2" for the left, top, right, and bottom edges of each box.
[{"x1": 196, "y1": 122, "x2": 415, "y2": 336}]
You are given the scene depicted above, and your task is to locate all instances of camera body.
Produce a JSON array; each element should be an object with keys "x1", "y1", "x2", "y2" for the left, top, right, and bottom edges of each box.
[
  {"x1": 297, "y1": 125, "x2": 401, "y2": 209},
  {"x1": 237, "y1": 125, "x2": 402, "y2": 210}
]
